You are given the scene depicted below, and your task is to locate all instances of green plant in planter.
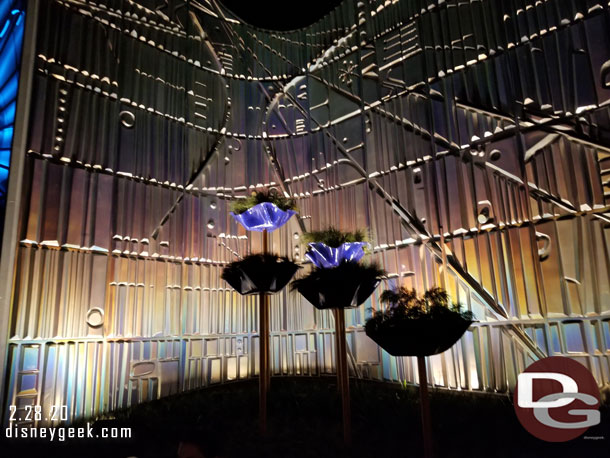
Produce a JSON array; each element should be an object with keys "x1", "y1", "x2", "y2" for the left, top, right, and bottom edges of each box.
[
  {"x1": 301, "y1": 226, "x2": 368, "y2": 248},
  {"x1": 230, "y1": 189, "x2": 297, "y2": 215},
  {"x1": 365, "y1": 286, "x2": 474, "y2": 357},
  {"x1": 373, "y1": 286, "x2": 473, "y2": 320}
]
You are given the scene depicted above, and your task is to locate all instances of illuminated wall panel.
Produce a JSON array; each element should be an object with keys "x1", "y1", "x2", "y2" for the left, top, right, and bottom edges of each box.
[
  {"x1": 0, "y1": 1, "x2": 25, "y2": 243},
  {"x1": 2, "y1": 0, "x2": 610, "y2": 426}
]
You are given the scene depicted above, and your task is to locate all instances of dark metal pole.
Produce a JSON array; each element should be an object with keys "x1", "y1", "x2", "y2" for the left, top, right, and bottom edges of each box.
[
  {"x1": 259, "y1": 230, "x2": 269, "y2": 434},
  {"x1": 333, "y1": 309, "x2": 343, "y2": 387},
  {"x1": 417, "y1": 355, "x2": 433, "y2": 458},
  {"x1": 334, "y1": 309, "x2": 351, "y2": 446}
]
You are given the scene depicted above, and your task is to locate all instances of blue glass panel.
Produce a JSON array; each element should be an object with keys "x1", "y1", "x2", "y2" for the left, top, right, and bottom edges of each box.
[
  {"x1": 0, "y1": 46, "x2": 18, "y2": 85},
  {"x1": 0, "y1": 100, "x2": 15, "y2": 127},
  {"x1": 564, "y1": 322, "x2": 585, "y2": 353},
  {"x1": 0, "y1": 73, "x2": 18, "y2": 109},
  {"x1": 534, "y1": 327, "x2": 547, "y2": 354},
  {"x1": 0, "y1": 1, "x2": 24, "y2": 240},
  {"x1": 0, "y1": 4, "x2": 11, "y2": 29},
  {"x1": 601, "y1": 320, "x2": 610, "y2": 352},
  {"x1": 22, "y1": 346, "x2": 39, "y2": 371},
  {"x1": 0, "y1": 149, "x2": 10, "y2": 167},
  {"x1": 18, "y1": 373, "x2": 37, "y2": 394},
  {"x1": 0, "y1": 20, "x2": 9, "y2": 39},
  {"x1": 0, "y1": 166, "x2": 9, "y2": 189},
  {"x1": 0, "y1": 127, "x2": 13, "y2": 149},
  {"x1": 587, "y1": 321, "x2": 599, "y2": 352},
  {"x1": 550, "y1": 324, "x2": 561, "y2": 353}
]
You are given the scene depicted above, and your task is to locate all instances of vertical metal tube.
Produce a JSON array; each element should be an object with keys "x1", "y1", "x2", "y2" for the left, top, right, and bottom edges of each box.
[
  {"x1": 0, "y1": 0, "x2": 40, "y2": 416},
  {"x1": 265, "y1": 231, "x2": 271, "y2": 392},
  {"x1": 417, "y1": 355, "x2": 433, "y2": 458},
  {"x1": 440, "y1": 226, "x2": 447, "y2": 290},
  {"x1": 334, "y1": 308, "x2": 351, "y2": 446},
  {"x1": 333, "y1": 309, "x2": 343, "y2": 388},
  {"x1": 259, "y1": 229, "x2": 269, "y2": 434},
  {"x1": 266, "y1": 295, "x2": 271, "y2": 392}
]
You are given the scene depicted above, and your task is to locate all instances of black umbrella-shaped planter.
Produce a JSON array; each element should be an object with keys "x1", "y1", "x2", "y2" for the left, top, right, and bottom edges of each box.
[
  {"x1": 221, "y1": 254, "x2": 300, "y2": 295},
  {"x1": 365, "y1": 313, "x2": 472, "y2": 357},
  {"x1": 292, "y1": 261, "x2": 385, "y2": 446},
  {"x1": 364, "y1": 287, "x2": 474, "y2": 458},
  {"x1": 291, "y1": 261, "x2": 383, "y2": 310}
]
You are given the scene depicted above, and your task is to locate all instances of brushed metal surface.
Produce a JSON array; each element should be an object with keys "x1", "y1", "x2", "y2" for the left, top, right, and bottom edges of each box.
[{"x1": 2, "y1": 0, "x2": 610, "y2": 426}]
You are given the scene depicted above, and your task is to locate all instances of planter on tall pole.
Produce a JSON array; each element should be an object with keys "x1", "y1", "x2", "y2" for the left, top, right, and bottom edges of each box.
[
  {"x1": 365, "y1": 287, "x2": 474, "y2": 458},
  {"x1": 292, "y1": 238, "x2": 384, "y2": 446},
  {"x1": 224, "y1": 191, "x2": 298, "y2": 435}
]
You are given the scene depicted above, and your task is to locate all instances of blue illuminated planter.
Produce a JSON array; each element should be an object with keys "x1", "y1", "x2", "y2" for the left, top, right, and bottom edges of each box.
[
  {"x1": 305, "y1": 242, "x2": 367, "y2": 268},
  {"x1": 231, "y1": 202, "x2": 296, "y2": 232}
]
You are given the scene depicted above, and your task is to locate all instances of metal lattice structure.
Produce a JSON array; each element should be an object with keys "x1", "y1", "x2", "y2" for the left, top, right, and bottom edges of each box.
[{"x1": 1, "y1": 0, "x2": 610, "y2": 426}]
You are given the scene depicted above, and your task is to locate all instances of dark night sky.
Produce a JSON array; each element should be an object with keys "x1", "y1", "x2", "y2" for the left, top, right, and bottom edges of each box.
[{"x1": 219, "y1": 0, "x2": 345, "y2": 30}]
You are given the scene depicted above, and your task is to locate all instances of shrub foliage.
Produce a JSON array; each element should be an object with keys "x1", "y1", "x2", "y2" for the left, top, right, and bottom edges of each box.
[
  {"x1": 301, "y1": 226, "x2": 368, "y2": 248},
  {"x1": 230, "y1": 189, "x2": 297, "y2": 215},
  {"x1": 365, "y1": 287, "x2": 474, "y2": 334}
]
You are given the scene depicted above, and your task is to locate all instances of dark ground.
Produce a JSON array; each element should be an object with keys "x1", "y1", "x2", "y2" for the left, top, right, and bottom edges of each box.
[{"x1": 2, "y1": 376, "x2": 609, "y2": 458}]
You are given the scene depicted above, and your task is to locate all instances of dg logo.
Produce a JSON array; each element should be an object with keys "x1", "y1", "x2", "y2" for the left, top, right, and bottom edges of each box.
[{"x1": 514, "y1": 356, "x2": 601, "y2": 442}]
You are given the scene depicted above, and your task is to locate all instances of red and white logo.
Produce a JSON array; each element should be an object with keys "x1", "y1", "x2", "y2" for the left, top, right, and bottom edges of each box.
[{"x1": 513, "y1": 356, "x2": 601, "y2": 442}]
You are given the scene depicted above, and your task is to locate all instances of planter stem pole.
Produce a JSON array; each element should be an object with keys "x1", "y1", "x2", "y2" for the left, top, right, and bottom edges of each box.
[
  {"x1": 333, "y1": 309, "x2": 351, "y2": 446},
  {"x1": 417, "y1": 355, "x2": 433, "y2": 458},
  {"x1": 259, "y1": 229, "x2": 269, "y2": 435}
]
